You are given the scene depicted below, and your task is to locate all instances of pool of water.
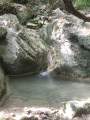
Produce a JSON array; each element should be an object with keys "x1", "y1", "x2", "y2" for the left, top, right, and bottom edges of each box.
[{"x1": 6, "y1": 75, "x2": 90, "y2": 108}]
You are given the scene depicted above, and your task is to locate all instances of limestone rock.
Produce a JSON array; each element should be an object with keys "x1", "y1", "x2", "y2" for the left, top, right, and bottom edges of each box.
[
  {"x1": 52, "y1": 8, "x2": 66, "y2": 19},
  {"x1": 0, "y1": 14, "x2": 47, "y2": 75},
  {"x1": 40, "y1": 13, "x2": 90, "y2": 80}
]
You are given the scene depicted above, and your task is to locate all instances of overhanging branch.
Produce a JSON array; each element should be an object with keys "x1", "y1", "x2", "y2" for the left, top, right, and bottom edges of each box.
[{"x1": 63, "y1": 0, "x2": 90, "y2": 22}]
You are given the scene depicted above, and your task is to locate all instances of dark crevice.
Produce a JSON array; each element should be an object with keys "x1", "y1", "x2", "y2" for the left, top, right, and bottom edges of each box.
[{"x1": 80, "y1": 45, "x2": 90, "y2": 51}]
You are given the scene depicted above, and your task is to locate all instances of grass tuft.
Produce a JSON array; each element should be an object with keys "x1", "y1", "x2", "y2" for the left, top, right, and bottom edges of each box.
[{"x1": 73, "y1": 0, "x2": 90, "y2": 8}]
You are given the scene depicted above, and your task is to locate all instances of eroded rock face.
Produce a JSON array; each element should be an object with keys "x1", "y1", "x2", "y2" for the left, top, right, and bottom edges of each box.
[
  {"x1": 0, "y1": 65, "x2": 9, "y2": 106},
  {"x1": 40, "y1": 10, "x2": 90, "y2": 80},
  {"x1": 0, "y1": 14, "x2": 47, "y2": 75}
]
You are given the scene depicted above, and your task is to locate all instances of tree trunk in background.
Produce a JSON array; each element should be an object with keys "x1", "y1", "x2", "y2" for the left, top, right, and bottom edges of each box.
[{"x1": 63, "y1": 0, "x2": 90, "y2": 22}]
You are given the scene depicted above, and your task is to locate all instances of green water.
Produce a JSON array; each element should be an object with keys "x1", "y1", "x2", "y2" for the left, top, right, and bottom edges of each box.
[{"x1": 9, "y1": 75, "x2": 90, "y2": 108}]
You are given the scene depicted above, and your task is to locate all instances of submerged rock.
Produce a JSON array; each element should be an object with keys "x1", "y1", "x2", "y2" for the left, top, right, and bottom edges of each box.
[
  {"x1": 40, "y1": 11, "x2": 90, "y2": 80},
  {"x1": 0, "y1": 14, "x2": 47, "y2": 75}
]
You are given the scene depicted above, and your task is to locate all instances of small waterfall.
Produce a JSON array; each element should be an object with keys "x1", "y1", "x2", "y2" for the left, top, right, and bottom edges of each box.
[
  {"x1": 38, "y1": 50, "x2": 54, "y2": 77},
  {"x1": 47, "y1": 51, "x2": 54, "y2": 73},
  {"x1": 39, "y1": 71, "x2": 48, "y2": 77}
]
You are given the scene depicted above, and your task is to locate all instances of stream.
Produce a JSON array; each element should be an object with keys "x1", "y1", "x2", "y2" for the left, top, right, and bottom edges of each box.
[{"x1": 2, "y1": 75, "x2": 90, "y2": 110}]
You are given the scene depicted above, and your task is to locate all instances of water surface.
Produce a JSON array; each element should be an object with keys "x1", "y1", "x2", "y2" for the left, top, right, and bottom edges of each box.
[{"x1": 7, "y1": 75, "x2": 90, "y2": 108}]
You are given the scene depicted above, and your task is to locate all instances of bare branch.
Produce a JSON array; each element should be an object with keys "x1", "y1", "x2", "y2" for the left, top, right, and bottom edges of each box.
[{"x1": 63, "y1": 0, "x2": 90, "y2": 22}]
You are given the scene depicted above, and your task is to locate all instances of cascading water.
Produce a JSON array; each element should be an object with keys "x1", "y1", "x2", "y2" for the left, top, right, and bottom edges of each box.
[{"x1": 38, "y1": 50, "x2": 54, "y2": 77}]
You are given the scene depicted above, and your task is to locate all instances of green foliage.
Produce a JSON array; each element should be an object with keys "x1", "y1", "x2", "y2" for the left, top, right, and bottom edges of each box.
[
  {"x1": 73, "y1": 0, "x2": 90, "y2": 8},
  {"x1": 34, "y1": 18, "x2": 43, "y2": 27}
]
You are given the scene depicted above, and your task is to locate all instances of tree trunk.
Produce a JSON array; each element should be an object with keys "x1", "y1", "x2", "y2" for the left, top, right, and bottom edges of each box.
[{"x1": 63, "y1": 0, "x2": 90, "y2": 22}]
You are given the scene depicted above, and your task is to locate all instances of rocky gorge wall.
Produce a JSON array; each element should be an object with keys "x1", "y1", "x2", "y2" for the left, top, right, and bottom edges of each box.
[
  {"x1": 0, "y1": 2, "x2": 48, "y2": 102},
  {"x1": 0, "y1": 1, "x2": 90, "y2": 120},
  {"x1": 0, "y1": 13, "x2": 47, "y2": 75}
]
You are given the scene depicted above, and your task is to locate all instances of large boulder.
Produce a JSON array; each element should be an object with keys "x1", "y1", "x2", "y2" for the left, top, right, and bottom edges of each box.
[
  {"x1": 0, "y1": 14, "x2": 47, "y2": 75},
  {"x1": 40, "y1": 10, "x2": 90, "y2": 80},
  {"x1": 0, "y1": 65, "x2": 9, "y2": 106}
]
